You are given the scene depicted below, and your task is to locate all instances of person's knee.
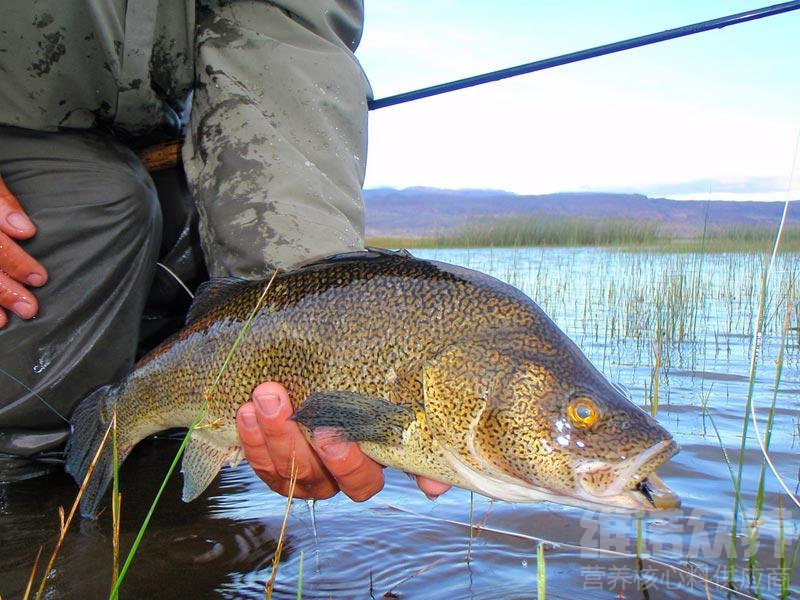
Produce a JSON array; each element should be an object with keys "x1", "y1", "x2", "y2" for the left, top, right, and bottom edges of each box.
[{"x1": 99, "y1": 162, "x2": 163, "y2": 249}]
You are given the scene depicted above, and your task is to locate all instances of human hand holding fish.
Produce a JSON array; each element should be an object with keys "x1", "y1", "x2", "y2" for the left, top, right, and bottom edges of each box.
[
  {"x1": 0, "y1": 174, "x2": 48, "y2": 327},
  {"x1": 236, "y1": 382, "x2": 451, "y2": 501}
]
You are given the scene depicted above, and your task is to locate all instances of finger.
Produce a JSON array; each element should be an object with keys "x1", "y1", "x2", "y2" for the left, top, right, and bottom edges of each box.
[
  {"x1": 237, "y1": 403, "x2": 279, "y2": 484},
  {"x1": 312, "y1": 428, "x2": 384, "y2": 502},
  {"x1": 0, "y1": 178, "x2": 35, "y2": 239},
  {"x1": 0, "y1": 270, "x2": 39, "y2": 319},
  {"x1": 0, "y1": 308, "x2": 7, "y2": 329},
  {"x1": 416, "y1": 476, "x2": 451, "y2": 500},
  {"x1": 251, "y1": 383, "x2": 338, "y2": 499},
  {"x1": 237, "y1": 403, "x2": 318, "y2": 500},
  {"x1": 0, "y1": 230, "x2": 48, "y2": 286}
]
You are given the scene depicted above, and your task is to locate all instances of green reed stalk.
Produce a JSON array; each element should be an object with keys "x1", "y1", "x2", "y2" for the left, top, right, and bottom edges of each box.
[
  {"x1": 636, "y1": 513, "x2": 644, "y2": 566},
  {"x1": 649, "y1": 331, "x2": 662, "y2": 418},
  {"x1": 296, "y1": 550, "x2": 304, "y2": 600},
  {"x1": 786, "y1": 534, "x2": 800, "y2": 599},
  {"x1": 109, "y1": 271, "x2": 279, "y2": 600},
  {"x1": 467, "y1": 491, "x2": 475, "y2": 562},
  {"x1": 747, "y1": 285, "x2": 793, "y2": 585},
  {"x1": 731, "y1": 133, "x2": 797, "y2": 586},
  {"x1": 729, "y1": 257, "x2": 770, "y2": 584},
  {"x1": 536, "y1": 542, "x2": 546, "y2": 599},
  {"x1": 777, "y1": 501, "x2": 786, "y2": 600}
]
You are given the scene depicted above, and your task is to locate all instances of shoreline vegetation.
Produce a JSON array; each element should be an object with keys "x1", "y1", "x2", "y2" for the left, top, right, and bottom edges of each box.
[{"x1": 366, "y1": 217, "x2": 800, "y2": 252}]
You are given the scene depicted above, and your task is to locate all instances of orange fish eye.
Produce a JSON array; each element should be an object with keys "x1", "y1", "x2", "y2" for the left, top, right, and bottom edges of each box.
[{"x1": 567, "y1": 397, "x2": 599, "y2": 428}]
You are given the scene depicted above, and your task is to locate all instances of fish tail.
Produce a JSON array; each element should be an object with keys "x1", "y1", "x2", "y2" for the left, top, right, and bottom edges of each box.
[{"x1": 65, "y1": 383, "x2": 125, "y2": 519}]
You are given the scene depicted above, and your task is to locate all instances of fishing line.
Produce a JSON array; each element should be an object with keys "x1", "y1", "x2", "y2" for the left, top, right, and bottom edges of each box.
[
  {"x1": 367, "y1": 1, "x2": 800, "y2": 110},
  {"x1": 156, "y1": 261, "x2": 195, "y2": 299},
  {"x1": 0, "y1": 366, "x2": 72, "y2": 426},
  {"x1": 747, "y1": 129, "x2": 800, "y2": 511}
]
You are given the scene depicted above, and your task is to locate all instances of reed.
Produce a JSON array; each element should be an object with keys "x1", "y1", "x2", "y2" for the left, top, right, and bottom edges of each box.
[
  {"x1": 110, "y1": 270, "x2": 280, "y2": 600},
  {"x1": 747, "y1": 285, "x2": 793, "y2": 587},
  {"x1": 649, "y1": 332, "x2": 662, "y2": 418},
  {"x1": 34, "y1": 420, "x2": 114, "y2": 600},
  {"x1": 296, "y1": 550, "x2": 304, "y2": 600},
  {"x1": 367, "y1": 221, "x2": 800, "y2": 253},
  {"x1": 111, "y1": 411, "x2": 121, "y2": 590},
  {"x1": 536, "y1": 542, "x2": 546, "y2": 600},
  {"x1": 384, "y1": 503, "x2": 759, "y2": 599},
  {"x1": 786, "y1": 534, "x2": 800, "y2": 599},
  {"x1": 266, "y1": 456, "x2": 298, "y2": 599},
  {"x1": 635, "y1": 512, "x2": 644, "y2": 570},
  {"x1": 21, "y1": 546, "x2": 42, "y2": 600}
]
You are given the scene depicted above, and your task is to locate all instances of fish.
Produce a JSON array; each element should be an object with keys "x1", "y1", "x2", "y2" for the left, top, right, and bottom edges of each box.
[{"x1": 65, "y1": 249, "x2": 680, "y2": 518}]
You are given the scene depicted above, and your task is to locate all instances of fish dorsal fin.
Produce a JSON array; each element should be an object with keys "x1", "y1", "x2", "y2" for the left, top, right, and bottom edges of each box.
[{"x1": 186, "y1": 277, "x2": 251, "y2": 325}]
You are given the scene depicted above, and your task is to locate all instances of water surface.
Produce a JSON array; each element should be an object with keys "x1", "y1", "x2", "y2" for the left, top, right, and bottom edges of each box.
[{"x1": 2, "y1": 247, "x2": 798, "y2": 599}]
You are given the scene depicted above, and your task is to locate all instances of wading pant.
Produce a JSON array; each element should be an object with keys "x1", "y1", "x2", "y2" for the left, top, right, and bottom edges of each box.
[{"x1": 0, "y1": 127, "x2": 163, "y2": 479}]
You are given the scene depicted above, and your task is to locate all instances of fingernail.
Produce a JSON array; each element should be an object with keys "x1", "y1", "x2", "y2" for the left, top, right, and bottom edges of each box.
[
  {"x1": 6, "y1": 212, "x2": 32, "y2": 231},
  {"x1": 12, "y1": 301, "x2": 34, "y2": 319},
  {"x1": 240, "y1": 408, "x2": 258, "y2": 430},
  {"x1": 425, "y1": 492, "x2": 439, "y2": 501},
  {"x1": 26, "y1": 273, "x2": 45, "y2": 286},
  {"x1": 254, "y1": 392, "x2": 281, "y2": 418},
  {"x1": 317, "y1": 437, "x2": 349, "y2": 459}
]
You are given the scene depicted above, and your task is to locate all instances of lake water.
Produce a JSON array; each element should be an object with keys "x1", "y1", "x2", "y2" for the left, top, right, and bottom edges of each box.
[{"x1": 2, "y1": 247, "x2": 798, "y2": 599}]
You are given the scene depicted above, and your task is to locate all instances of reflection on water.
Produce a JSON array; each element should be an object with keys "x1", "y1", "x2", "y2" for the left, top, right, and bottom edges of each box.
[{"x1": 1, "y1": 248, "x2": 798, "y2": 598}]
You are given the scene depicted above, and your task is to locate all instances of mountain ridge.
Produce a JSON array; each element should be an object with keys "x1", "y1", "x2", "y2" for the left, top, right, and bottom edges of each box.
[{"x1": 363, "y1": 188, "x2": 796, "y2": 237}]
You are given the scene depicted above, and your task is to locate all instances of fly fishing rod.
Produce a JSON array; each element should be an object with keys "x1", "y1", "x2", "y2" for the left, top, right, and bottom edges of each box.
[
  {"x1": 367, "y1": 0, "x2": 800, "y2": 110},
  {"x1": 139, "y1": 0, "x2": 800, "y2": 170}
]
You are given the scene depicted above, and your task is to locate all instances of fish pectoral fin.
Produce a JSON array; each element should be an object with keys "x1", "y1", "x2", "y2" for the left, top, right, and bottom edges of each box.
[
  {"x1": 292, "y1": 391, "x2": 413, "y2": 445},
  {"x1": 181, "y1": 437, "x2": 236, "y2": 502}
]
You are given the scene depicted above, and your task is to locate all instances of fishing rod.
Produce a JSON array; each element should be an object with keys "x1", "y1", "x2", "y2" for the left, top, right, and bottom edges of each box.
[
  {"x1": 139, "y1": 0, "x2": 800, "y2": 170},
  {"x1": 367, "y1": 0, "x2": 800, "y2": 110}
]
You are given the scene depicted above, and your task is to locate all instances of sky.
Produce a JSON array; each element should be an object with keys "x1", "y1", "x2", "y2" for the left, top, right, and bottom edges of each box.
[{"x1": 355, "y1": 1, "x2": 800, "y2": 201}]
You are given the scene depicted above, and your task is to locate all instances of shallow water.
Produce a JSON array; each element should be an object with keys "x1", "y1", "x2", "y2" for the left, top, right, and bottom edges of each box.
[{"x1": 2, "y1": 247, "x2": 799, "y2": 599}]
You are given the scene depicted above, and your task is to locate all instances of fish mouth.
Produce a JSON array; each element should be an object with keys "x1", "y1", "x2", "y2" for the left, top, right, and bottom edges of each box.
[
  {"x1": 634, "y1": 473, "x2": 679, "y2": 510},
  {"x1": 574, "y1": 439, "x2": 681, "y2": 511}
]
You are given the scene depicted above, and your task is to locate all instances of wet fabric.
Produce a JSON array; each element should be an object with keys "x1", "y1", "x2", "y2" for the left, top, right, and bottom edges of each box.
[
  {"x1": 0, "y1": 126, "x2": 162, "y2": 461},
  {"x1": 0, "y1": 1, "x2": 370, "y2": 471},
  {"x1": 0, "y1": 0, "x2": 370, "y2": 275}
]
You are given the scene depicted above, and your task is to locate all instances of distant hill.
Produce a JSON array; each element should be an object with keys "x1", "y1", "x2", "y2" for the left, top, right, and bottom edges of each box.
[{"x1": 363, "y1": 188, "x2": 796, "y2": 237}]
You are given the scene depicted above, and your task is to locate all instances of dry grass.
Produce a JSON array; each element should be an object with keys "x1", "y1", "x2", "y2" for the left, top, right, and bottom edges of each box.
[
  {"x1": 265, "y1": 455, "x2": 299, "y2": 599},
  {"x1": 33, "y1": 420, "x2": 114, "y2": 600},
  {"x1": 21, "y1": 546, "x2": 42, "y2": 600}
]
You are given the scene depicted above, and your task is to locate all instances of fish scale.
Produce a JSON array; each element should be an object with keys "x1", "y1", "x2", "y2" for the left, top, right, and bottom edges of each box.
[{"x1": 66, "y1": 249, "x2": 679, "y2": 518}]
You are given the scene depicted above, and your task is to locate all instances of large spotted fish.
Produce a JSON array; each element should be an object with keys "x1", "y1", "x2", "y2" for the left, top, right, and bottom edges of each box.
[{"x1": 67, "y1": 249, "x2": 679, "y2": 517}]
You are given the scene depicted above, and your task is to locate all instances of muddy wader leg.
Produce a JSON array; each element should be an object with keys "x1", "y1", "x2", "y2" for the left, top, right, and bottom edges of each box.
[
  {"x1": 185, "y1": 0, "x2": 370, "y2": 277},
  {"x1": 0, "y1": 126, "x2": 161, "y2": 480}
]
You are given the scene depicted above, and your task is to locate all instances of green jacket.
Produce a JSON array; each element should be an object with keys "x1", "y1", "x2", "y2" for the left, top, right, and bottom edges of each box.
[{"x1": 0, "y1": 0, "x2": 370, "y2": 276}]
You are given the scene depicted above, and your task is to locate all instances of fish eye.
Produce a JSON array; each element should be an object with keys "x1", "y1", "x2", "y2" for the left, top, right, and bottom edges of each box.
[{"x1": 567, "y1": 397, "x2": 599, "y2": 428}]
